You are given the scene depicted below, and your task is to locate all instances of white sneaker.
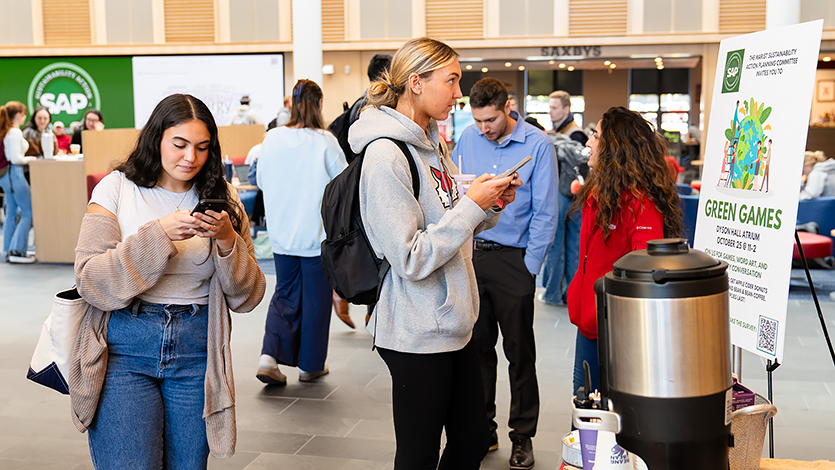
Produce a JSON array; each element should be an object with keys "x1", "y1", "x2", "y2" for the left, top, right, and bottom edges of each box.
[{"x1": 7, "y1": 252, "x2": 35, "y2": 264}]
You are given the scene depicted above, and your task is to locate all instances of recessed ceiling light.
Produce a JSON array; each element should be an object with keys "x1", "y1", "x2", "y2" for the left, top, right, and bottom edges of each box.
[
  {"x1": 481, "y1": 67, "x2": 488, "y2": 73},
  {"x1": 824, "y1": 57, "x2": 832, "y2": 62},
  {"x1": 567, "y1": 66, "x2": 575, "y2": 71},
  {"x1": 549, "y1": 60, "x2": 555, "y2": 65},
  {"x1": 604, "y1": 60, "x2": 611, "y2": 66},
  {"x1": 518, "y1": 65, "x2": 525, "y2": 71},
  {"x1": 465, "y1": 64, "x2": 473, "y2": 70},
  {"x1": 657, "y1": 65, "x2": 664, "y2": 70},
  {"x1": 559, "y1": 63, "x2": 566, "y2": 69},
  {"x1": 505, "y1": 62, "x2": 512, "y2": 67},
  {"x1": 609, "y1": 63, "x2": 617, "y2": 69},
  {"x1": 654, "y1": 57, "x2": 663, "y2": 63}
]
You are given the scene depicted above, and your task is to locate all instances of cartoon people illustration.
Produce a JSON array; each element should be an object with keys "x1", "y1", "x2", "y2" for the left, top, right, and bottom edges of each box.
[
  {"x1": 725, "y1": 141, "x2": 737, "y2": 188},
  {"x1": 760, "y1": 139, "x2": 772, "y2": 192}
]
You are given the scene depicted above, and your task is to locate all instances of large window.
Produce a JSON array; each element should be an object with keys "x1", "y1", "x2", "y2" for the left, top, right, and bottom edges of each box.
[
  {"x1": 629, "y1": 68, "x2": 691, "y2": 134},
  {"x1": 526, "y1": 69, "x2": 584, "y2": 131}
]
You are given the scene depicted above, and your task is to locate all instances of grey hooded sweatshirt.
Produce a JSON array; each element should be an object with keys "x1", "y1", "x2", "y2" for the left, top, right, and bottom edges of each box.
[{"x1": 349, "y1": 106, "x2": 500, "y2": 353}]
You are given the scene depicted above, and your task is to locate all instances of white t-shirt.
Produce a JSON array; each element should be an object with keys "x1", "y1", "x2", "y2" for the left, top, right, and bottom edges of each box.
[{"x1": 89, "y1": 171, "x2": 215, "y2": 305}]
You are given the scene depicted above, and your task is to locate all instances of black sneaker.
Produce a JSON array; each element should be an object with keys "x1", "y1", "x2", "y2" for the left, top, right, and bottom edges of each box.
[{"x1": 509, "y1": 435, "x2": 534, "y2": 470}]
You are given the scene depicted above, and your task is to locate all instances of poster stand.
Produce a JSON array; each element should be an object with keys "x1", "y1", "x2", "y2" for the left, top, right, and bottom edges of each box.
[{"x1": 761, "y1": 230, "x2": 835, "y2": 458}]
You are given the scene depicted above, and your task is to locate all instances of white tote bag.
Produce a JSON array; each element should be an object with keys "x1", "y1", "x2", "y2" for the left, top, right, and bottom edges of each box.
[{"x1": 27, "y1": 288, "x2": 89, "y2": 394}]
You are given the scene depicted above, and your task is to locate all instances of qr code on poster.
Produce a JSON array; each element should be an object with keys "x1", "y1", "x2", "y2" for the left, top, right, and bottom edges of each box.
[{"x1": 757, "y1": 315, "x2": 778, "y2": 356}]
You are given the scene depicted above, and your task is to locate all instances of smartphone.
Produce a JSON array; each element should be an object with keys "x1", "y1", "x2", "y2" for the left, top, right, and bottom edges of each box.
[
  {"x1": 497, "y1": 156, "x2": 532, "y2": 179},
  {"x1": 191, "y1": 199, "x2": 226, "y2": 215}
]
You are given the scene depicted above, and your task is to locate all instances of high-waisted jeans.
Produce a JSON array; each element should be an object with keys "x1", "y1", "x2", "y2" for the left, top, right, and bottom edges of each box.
[
  {"x1": 0, "y1": 164, "x2": 32, "y2": 254},
  {"x1": 87, "y1": 300, "x2": 209, "y2": 470}
]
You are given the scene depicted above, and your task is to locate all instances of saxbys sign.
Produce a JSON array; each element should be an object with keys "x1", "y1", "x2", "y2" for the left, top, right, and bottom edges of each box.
[
  {"x1": 693, "y1": 20, "x2": 823, "y2": 362},
  {"x1": 27, "y1": 62, "x2": 101, "y2": 125},
  {"x1": 540, "y1": 46, "x2": 602, "y2": 57}
]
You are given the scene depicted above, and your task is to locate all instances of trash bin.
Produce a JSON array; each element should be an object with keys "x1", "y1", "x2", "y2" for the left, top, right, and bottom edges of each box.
[{"x1": 729, "y1": 393, "x2": 778, "y2": 470}]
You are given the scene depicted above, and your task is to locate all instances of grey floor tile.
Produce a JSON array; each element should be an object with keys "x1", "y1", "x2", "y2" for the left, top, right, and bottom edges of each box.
[
  {"x1": 236, "y1": 409, "x2": 360, "y2": 437},
  {"x1": 295, "y1": 435, "x2": 395, "y2": 462},
  {"x1": 235, "y1": 430, "x2": 313, "y2": 454},
  {"x1": 208, "y1": 451, "x2": 260, "y2": 470},
  {"x1": 243, "y1": 452, "x2": 388, "y2": 470},
  {"x1": 281, "y1": 397, "x2": 392, "y2": 421},
  {"x1": 344, "y1": 419, "x2": 395, "y2": 441}
]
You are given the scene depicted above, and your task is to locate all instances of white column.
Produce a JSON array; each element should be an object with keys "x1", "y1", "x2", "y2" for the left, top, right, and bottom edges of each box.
[
  {"x1": 91, "y1": 0, "x2": 107, "y2": 44},
  {"x1": 766, "y1": 0, "x2": 800, "y2": 29},
  {"x1": 412, "y1": 0, "x2": 426, "y2": 37},
  {"x1": 151, "y1": 0, "x2": 165, "y2": 44},
  {"x1": 626, "y1": 0, "x2": 643, "y2": 35},
  {"x1": 554, "y1": 0, "x2": 568, "y2": 37},
  {"x1": 485, "y1": 0, "x2": 499, "y2": 38},
  {"x1": 702, "y1": 0, "x2": 719, "y2": 33},
  {"x1": 216, "y1": 0, "x2": 231, "y2": 43},
  {"x1": 292, "y1": 0, "x2": 323, "y2": 86},
  {"x1": 31, "y1": 0, "x2": 44, "y2": 45}
]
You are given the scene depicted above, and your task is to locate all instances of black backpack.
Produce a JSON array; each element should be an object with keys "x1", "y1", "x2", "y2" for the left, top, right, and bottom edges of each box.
[
  {"x1": 327, "y1": 98, "x2": 364, "y2": 164},
  {"x1": 320, "y1": 138, "x2": 419, "y2": 305},
  {"x1": 0, "y1": 135, "x2": 8, "y2": 178}
]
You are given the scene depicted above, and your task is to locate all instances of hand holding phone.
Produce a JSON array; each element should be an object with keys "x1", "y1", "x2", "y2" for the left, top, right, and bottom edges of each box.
[
  {"x1": 191, "y1": 199, "x2": 226, "y2": 216},
  {"x1": 497, "y1": 156, "x2": 532, "y2": 179}
]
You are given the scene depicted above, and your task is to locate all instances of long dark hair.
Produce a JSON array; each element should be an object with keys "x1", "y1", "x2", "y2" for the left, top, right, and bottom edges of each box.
[
  {"x1": 25, "y1": 106, "x2": 51, "y2": 131},
  {"x1": 571, "y1": 107, "x2": 683, "y2": 241},
  {"x1": 115, "y1": 94, "x2": 245, "y2": 235},
  {"x1": 286, "y1": 79, "x2": 325, "y2": 130}
]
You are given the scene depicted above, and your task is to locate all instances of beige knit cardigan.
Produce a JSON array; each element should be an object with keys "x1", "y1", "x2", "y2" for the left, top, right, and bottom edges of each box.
[{"x1": 69, "y1": 210, "x2": 266, "y2": 459}]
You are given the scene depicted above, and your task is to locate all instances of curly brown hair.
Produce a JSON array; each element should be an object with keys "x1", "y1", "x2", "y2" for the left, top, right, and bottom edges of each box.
[{"x1": 571, "y1": 107, "x2": 683, "y2": 241}]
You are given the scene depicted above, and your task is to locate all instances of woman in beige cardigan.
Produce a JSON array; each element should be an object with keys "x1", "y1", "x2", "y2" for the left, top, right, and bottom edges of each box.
[{"x1": 71, "y1": 93, "x2": 266, "y2": 469}]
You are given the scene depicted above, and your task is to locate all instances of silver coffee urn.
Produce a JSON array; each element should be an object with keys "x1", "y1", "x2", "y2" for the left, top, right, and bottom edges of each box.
[{"x1": 575, "y1": 238, "x2": 733, "y2": 470}]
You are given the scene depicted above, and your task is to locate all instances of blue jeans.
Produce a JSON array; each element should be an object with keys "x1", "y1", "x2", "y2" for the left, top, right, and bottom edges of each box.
[
  {"x1": 262, "y1": 254, "x2": 332, "y2": 372},
  {"x1": 572, "y1": 330, "x2": 600, "y2": 397},
  {"x1": 88, "y1": 301, "x2": 209, "y2": 470},
  {"x1": 0, "y1": 165, "x2": 32, "y2": 254},
  {"x1": 541, "y1": 193, "x2": 581, "y2": 304}
]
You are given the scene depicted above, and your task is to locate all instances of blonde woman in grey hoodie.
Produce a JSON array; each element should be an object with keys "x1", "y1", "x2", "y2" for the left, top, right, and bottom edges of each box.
[{"x1": 348, "y1": 37, "x2": 522, "y2": 470}]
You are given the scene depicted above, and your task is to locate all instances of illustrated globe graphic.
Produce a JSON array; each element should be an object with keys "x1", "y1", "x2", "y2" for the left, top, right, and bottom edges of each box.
[{"x1": 732, "y1": 115, "x2": 764, "y2": 188}]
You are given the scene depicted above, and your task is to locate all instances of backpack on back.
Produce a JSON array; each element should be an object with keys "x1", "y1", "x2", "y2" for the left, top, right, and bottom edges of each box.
[
  {"x1": 320, "y1": 138, "x2": 418, "y2": 305},
  {"x1": 327, "y1": 98, "x2": 365, "y2": 164}
]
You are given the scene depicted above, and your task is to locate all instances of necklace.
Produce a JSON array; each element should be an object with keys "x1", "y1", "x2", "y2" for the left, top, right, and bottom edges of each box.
[{"x1": 160, "y1": 186, "x2": 191, "y2": 211}]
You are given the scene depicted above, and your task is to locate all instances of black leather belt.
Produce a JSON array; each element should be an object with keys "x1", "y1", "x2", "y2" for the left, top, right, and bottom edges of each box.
[{"x1": 474, "y1": 240, "x2": 506, "y2": 251}]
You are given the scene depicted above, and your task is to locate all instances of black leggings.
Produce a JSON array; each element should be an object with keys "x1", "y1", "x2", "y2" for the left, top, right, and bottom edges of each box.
[{"x1": 378, "y1": 341, "x2": 489, "y2": 470}]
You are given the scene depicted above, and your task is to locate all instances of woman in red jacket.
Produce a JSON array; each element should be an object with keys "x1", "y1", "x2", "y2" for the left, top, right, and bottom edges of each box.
[{"x1": 566, "y1": 107, "x2": 683, "y2": 396}]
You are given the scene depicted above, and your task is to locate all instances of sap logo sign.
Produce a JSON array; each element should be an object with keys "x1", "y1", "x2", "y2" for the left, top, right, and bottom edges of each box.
[{"x1": 39, "y1": 93, "x2": 89, "y2": 115}]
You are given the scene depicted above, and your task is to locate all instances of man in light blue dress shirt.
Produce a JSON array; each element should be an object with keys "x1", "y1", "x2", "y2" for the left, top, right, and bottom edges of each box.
[{"x1": 454, "y1": 78, "x2": 558, "y2": 470}]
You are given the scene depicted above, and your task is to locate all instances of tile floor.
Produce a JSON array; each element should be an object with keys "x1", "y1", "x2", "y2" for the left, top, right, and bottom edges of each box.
[{"x1": 1, "y1": 260, "x2": 834, "y2": 469}]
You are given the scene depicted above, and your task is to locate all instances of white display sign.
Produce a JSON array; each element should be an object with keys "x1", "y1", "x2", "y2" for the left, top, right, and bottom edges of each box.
[
  {"x1": 131, "y1": 54, "x2": 285, "y2": 129},
  {"x1": 694, "y1": 20, "x2": 823, "y2": 362}
]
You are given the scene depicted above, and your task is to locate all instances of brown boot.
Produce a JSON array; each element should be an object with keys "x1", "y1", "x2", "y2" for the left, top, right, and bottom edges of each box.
[{"x1": 332, "y1": 291, "x2": 355, "y2": 329}]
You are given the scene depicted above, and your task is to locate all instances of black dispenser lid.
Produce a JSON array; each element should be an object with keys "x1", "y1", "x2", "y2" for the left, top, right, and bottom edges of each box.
[{"x1": 606, "y1": 239, "x2": 728, "y2": 299}]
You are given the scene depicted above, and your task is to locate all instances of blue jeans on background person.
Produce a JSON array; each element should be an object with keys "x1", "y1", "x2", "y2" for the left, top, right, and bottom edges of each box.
[
  {"x1": 88, "y1": 301, "x2": 209, "y2": 470},
  {"x1": 572, "y1": 330, "x2": 600, "y2": 397},
  {"x1": 541, "y1": 193, "x2": 581, "y2": 304},
  {"x1": 262, "y1": 254, "x2": 332, "y2": 372},
  {"x1": 0, "y1": 165, "x2": 33, "y2": 255}
]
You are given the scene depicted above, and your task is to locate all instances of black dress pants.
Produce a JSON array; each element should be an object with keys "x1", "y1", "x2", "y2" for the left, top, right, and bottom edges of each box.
[
  {"x1": 377, "y1": 341, "x2": 489, "y2": 470},
  {"x1": 472, "y1": 247, "x2": 539, "y2": 439}
]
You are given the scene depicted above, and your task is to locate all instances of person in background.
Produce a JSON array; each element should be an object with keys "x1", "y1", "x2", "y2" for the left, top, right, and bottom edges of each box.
[
  {"x1": 70, "y1": 109, "x2": 104, "y2": 153},
  {"x1": 23, "y1": 105, "x2": 57, "y2": 157},
  {"x1": 507, "y1": 93, "x2": 518, "y2": 113},
  {"x1": 350, "y1": 37, "x2": 519, "y2": 470},
  {"x1": 548, "y1": 90, "x2": 587, "y2": 145},
  {"x1": 567, "y1": 106, "x2": 682, "y2": 396},
  {"x1": 53, "y1": 121, "x2": 71, "y2": 154},
  {"x1": 455, "y1": 77, "x2": 558, "y2": 470},
  {"x1": 268, "y1": 96, "x2": 293, "y2": 129},
  {"x1": 229, "y1": 95, "x2": 264, "y2": 127},
  {"x1": 539, "y1": 90, "x2": 589, "y2": 307},
  {"x1": 0, "y1": 101, "x2": 36, "y2": 263},
  {"x1": 800, "y1": 149, "x2": 835, "y2": 199},
  {"x1": 256, "y1": 79, "x2": 348, "y2": 385},
  {"x1": 72, "y1": 93, "x2": 266, "y2": 468}
]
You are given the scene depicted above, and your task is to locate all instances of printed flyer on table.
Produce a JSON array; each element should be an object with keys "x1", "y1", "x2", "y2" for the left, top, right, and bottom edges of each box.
[{"x1": 694, "y1": 20, "x2": 823, "y2": 363}]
